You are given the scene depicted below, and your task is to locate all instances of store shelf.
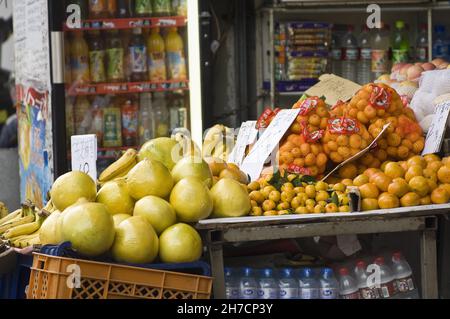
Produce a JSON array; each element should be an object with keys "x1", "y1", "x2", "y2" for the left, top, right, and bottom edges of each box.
[
  {"x1": 63, "y1": 16, "x2": 187, "y2": 31},
  {"x1": 66, "y1": 80, "x2": 189, "y2": 96}
]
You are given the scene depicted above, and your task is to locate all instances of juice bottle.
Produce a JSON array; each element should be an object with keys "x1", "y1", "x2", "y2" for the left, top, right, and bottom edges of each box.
[
  {"x1": 392, "y1": 20, "x2": 410, "y2": 64},
  {"x1": 128, "y1": 28, "x2": 148, "y2": 81},
  {"x1": 90, "y1": 96, "x2": 105, "y2": 144},
  {"x1": 152, "y1": 92, "x2": 169, "y2": 137},
  {"x1": 153, "y1": 0, "x2": 172, "y2": 16},
  {"x1": 169, "y1": 93, "x2": 188, "y2": 132},
  {"x1": 103, "y1": 99, "x2": 123, "y2": 147},
  {"x1": 147, "y1": 27, "x2": 167, "y2": 81},
  {"x1": 71, "y1": 31, "x2": 90, "y2": 84},
  {"x1": 74, "y1": 96, "x2": 92, "y2": 135},
  {"x1": 135, "y1": 0, "x2": 152, "y2": 17},
  {"x1": 371, "y1": 22, "x2": 391, "y2": 80},
  {"x1": 121, "y1": 97, "x2": 139, "y2": 146},
  {"x1": 88, "y1": 0, "x2": 109, "y2": 19},
  {"x1": 165, "y1": 27, "x2": 187, "y2": 80},
  {"x1": 171, "y1": 0, "x2": 187, "y2": 16},
  {"x1": 105, "y1": 30, "x2": 125, "y2": 82},
  {"x1": 107, "y1": 0, "x2": 117, "y2": 18},
  {"x1": 139, "y1": 93, "x2": 154, "y2": 144},
  {"x1": 88, "y1": 30, "x2": 106, "y2": 83}
]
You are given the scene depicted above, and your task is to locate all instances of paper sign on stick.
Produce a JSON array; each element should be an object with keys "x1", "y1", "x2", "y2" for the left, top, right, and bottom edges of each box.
[
  {"x1": 305, "y1": 74, "x2": 362, "y2": 106},
  {"x1": 422, "y1": 101, "x2": 450, "y2": 155},
  {"x1": 228, "y1": 121, "x2": 258, "y2": 167},
  {"x1": 241, "y1": 109, "x2": 300, "y2": 181},
  {"x1": 71, "y1": 135, "x2": 98, "y2": 183}
]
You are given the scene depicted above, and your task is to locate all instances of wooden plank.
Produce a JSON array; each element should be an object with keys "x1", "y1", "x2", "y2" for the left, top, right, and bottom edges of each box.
[{"x1": 420, "y1": 230, "x2": 438, "y2": 299}]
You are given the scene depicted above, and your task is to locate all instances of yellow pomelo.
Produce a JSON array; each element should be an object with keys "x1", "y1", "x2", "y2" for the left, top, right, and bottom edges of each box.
[
  {"x1": 210, "y1": 178, "x2": 251, "y2": 218},
  {"x1": 134, "y1": 196, "x2": 176, "y2": 235},
  {"x1": 171, "y1": 156, "x2": 213, "y2": 188},
  {"x1": 39, "y1": 211, "x2": 64, "y2": 245},
  {"x1": 159, "y1": 223, "x2": 202, "y2": 263},
  {"x1": 112, "y1": 214, "x2": 132, "y2": 229},
  {"x1": 96, "y1": 180, "x2": 135, "y2": 215},
  {"x1": 138, "y1": 137, "x2": 181, "y2": 170}
]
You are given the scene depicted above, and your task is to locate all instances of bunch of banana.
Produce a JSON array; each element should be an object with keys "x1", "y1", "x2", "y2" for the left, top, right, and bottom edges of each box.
[
  {"x1": 98, "y1": 149, "x2": 138, "y2": 186},
  {"x1": 202, "y1": 124, "x2": 236, "y2": 161},
  {"x1": 0, "y1": 202, "x2": 8, "y2": 219}
]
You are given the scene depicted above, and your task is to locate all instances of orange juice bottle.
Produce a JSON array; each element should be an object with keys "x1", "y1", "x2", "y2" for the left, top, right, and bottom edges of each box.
[
  {"x1": 147, "y1": 27, "x2": 167, "y2": 81},
  {"x1": 71, "y1": 31, "x2": 90, "y2": 84},
  {"x1": 165, "y1": 27, "x2": 187, "y2": 81}
]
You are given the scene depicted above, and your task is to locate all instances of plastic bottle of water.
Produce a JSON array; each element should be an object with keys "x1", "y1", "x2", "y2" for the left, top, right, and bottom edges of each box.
[
  {"x1": 374, "y1": 257, "x2": 398, "y2": 299},
  {"x1": 433, "y1": 25, "x2": 449, "y2": 59},
  {"x1": 338, "y1": 267, "x2": 361, "y2": 299},
  {"x1": 391, "y1": 252, "x2": 419, "y2": 299},
  {"x1": 298, "y1": 268, "x2": 320, "y2": 299},
  {"x1": 341, "y1": 25, "x2": 358, "y2": 82},
  {"x1": 416, "y1": 24, "x2": 428, "y2": 62},
  {"x1": 354, "y1": 260, "x2": 380, "y2": 299},
  {"x1": 278, "y1": 268, "x2": 299, "y2": 299},
  {"x1": 257, "y1": 268, "x2": 278, "y2": 299},
  {"x1": 357, "y1": 25, "x2": 372, "y2": 84},
  {"x1": 319, "y1": 268, "x2": 339, "y2": 299},
  {"x1": 224, "y1": 268, "x2": 240, "y2": 300},
  {"x1": 331, "y1": 26, "x2": 342, "y2": 76},
  {"x1": 239, "y1": 268, "x2": 259, "y2": 299}
]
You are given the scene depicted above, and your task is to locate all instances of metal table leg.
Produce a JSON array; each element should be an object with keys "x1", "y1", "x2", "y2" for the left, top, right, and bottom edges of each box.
[
  {"x1": 420, "y1": 228, "x2": 438, "y2": 298},
  {"x1": 208, "y1": 243, "x2": 226, "y2": 299}
]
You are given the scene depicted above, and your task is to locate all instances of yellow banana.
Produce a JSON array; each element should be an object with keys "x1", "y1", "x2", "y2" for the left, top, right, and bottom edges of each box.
[
  {"x1": 98, "y1": 149, "x2": 137, "y2": 183},
  {"x1": 0, "y1": 214, "x2": 35, "y2": 235},
  {"x1": 12, "y1": 233, "x2": 39, "y2": 248},
  {"x1": 3, "y1": 220, "x2": 40, "y2": 239},
  {"x1": 0, "y1": 202, "x2": 9, "y2": 219},
  {"x1": 16, "y1": 234, "x2": 40, "y2": 248},
  {"x1": 0, "y1": 209, "x2": 22, "y2": 226}
]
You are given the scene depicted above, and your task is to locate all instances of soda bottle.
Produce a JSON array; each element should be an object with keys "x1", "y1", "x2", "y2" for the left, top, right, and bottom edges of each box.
[
  {"x1": 165, "y1": 27, "x2": 187, "y2": 80},
  {"x1": 392, "y1": 20, "x2": 410, "y2": 64},
  {"x1": 128, "y1": 28, "x2": 148, "y2": 82},
  {"x1": 433, "y1": 25, "x2": 449, "y2": 59},
  {"x1": 298, "y1": 268, "x2": 319, "y2": 299},
  {"x1": 74, "y1": 96, "x2": 92, "y2": 135},
  {"x1": 257, "y1": 268, "x2": 278, "y2": 299},
  {"x1": 66, "y1": 0, "x2": 88, "y2": 20},
  {"x1": 152, "y1": 92, "x2": 169, "y2": 137},
  {"x1": 354, "y1": 260, "x2": 380, "y2": 299},
  {"x1": 135, "y1": 0, "x2": 152, "y2": 17},
  {"x1": 338, "y1": 267, "x2": 361, "y2": 299},
  {"x1": 88, "y1": 30, "x2": 106, "y2": 83},
  {"x1": 374, "y1": 256, "x2": 398, "y2": 299},
  {"x1": 416, "y1": 24, "x2": 428, "y2": 62},
  {"x1": 147, "y1": 27, "x2": 168, "y2": 81},
  {"x1": 341, "y1": 25, "x2": 358, "y2": 83},
  {"x1": 117, "y1": 0, "x2": 132, "y2": 18},
  {"x1": 278, "y1": 268, "x2": 299, "y2": 299},
  {"x1": 239, "y1": 268, "x2": 259, "y2": 299},
  {"x1": 153, "y1": 0, "x2": 172, "y2": 17},
  {"x1": 371, "y1": 23, "x2": 391, "y2": 80},
  {"x1": 139, "y1": 93, "x2": 153, "y2": 144},
  {"x1": 169, "y1": 93, "x2": 188, "y2": 132},
  {"x1": 88, "y1": 0, "x2": 109, "y2": 19},
  {"x1": 106, "y1": 30, "x2": 125, "y2": 82},
  {"x1": 71, "y1": 31, "x2": 90, "y2": 84},
  {"x1": 225, "y1": 268, "x2": 240, "y2": 300},
  {"x1": 358, "y1": 25, "x2": 372, "y2": 84},
  {"x1": 330, "y1": 26, "x2": 342, "y2": 76},
  {"x1": 319, "y1": 268, "x2": 339, "y2": 299},
  {"x1": 90, "y1": 96, "x2": 105, "y2": 144},
  {"x1": 121, "y1": 98, "x2": 139, "y2": 146},
  {"x1": 391, "y1": 252, "x2": 419, "y2": 298},
  {"x1": 171, "y1": 0, "x2": 187, "y2": 16},
  {"x1": 103, "y1": 99, "x2": 123, "y2": 147}
]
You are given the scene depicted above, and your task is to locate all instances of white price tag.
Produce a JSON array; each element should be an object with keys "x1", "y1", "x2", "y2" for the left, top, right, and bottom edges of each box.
[
  {"x1": 422, "y1": 101, "x2": 450, "y2": 155},
  {"x1": 228, "y1": 121, "x2": 258, "y2": 167},
  {"x1": 240, "y1": 109, "x2": 300, "y2": 181},
  {"x1": 71, "y1": 135, "x2": 98, "y2": 183}
]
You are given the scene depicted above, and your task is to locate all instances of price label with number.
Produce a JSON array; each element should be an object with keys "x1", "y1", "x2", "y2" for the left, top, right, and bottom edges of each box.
[
  {"x1": 228, "y1": 121, "x2": 258, "y2": 167},
  {"x1": 71, "y1": 135, "x2": 98, "y2": 183},
  {"x1": 422, "y1": 101, "x2": 450, "y2": 155}
]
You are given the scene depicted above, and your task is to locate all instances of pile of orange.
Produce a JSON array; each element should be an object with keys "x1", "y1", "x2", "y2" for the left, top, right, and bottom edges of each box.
[{"x1": 292, "y1": 96, "x2": 329, "y2": 133}]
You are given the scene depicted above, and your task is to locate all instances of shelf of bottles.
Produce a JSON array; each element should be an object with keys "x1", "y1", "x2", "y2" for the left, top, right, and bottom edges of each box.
[{"x1": 63, "y1": 16, "x2": 187, "y2": 31}]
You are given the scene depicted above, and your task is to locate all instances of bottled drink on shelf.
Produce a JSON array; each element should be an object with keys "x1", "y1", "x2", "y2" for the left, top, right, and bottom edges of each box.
[
  {"x1": 106, "y1": 30, "x2": 125, "y2": 82},
  {"x1": 66, "y1": 97, "x2": 75, "y2": 146},
  {"x1": 374, "y1": 256, "x2": 397, "y2": 299},
  {"x1": 88, "y1": 0, "x2": 109, "y2": 19},
  {"x1": 71, "y1": 31, "x2": 90, "y2": 84},
  {"x1": 172, "y1": 0, "x2": 187, "y2": 16},
  {"x1": 74, "y1": 96, "x2": 92, "y2": 135},
  {"x1": 341, "y1": 25, "x2": 358, "y2": 83},
  {"x1": 391, "y1": 252, "x2": 419, "y2": 298},
  {"x1": 338, "y1": 267, "x2": 361, "y2": 299},
  {"x1": 139, "y1": 93, "x2": 154, "y2": 145},
  {"x1": 90, "y1": 96, "x2": 105, "y2": 144},
  {"x1": 153, "y1": 0, "x2": 172, "y2": 17},
  {"x1": 107, "y1": 0, "x2": 117, "y2": 18},
  {"x1": 392, "y1": 20, "x2": 410, "y2": 64},
  {"x1": 319, "y1": 268, "x2": 339, "y2": 299},
  {"x1": 169, "y1": 93, "x2": 188, "y2": 132},
  {"x1": 358, "y1": 25, "x2": 372, "y2": 84},
  {"x1": 152, "y1": 92, "x2": 170, "y2": 137},
  {"x1": 103, "y1": 100, "x2": 123, "y2": 147},
  {"x1": 298, "y1": 268, "x2": 319, "y2": 299},
  {"x1": 117, "y1": 0, "x2": 133, "y2": 18},
  {"x1": 371, "y1": 23, "x2": 391, "y2": 80},
  {"x1": 147, "y1": 27, "x2": 168, "y2": 81},
  {"x1": 65, "y1": 37, "x2": 72, "y2": 84},
  {"x1": 128, "y1": 28, "x2": 148, "y2": 82},
  {"x1": 135, "y1": 0, "x2": 153, "y2": 17},
  {"x1": 88, "y1": 30, "x2": 107, "y2": 83},
  {"x1": 257, "y1": 268, "x2": 278, "y2": 299},
  {"x1": 66, "y1": 0, "x2": 88, "y2": 20},
  {"x1": 121, "y1": 97, "x2": 139, "y2": 146},
  {"x1": 416, "y1": 24, "x2": 428, "y2": 62},
  {"x1": 165, "y1": 27, "x2": 187, "y2": 81},
  {"x1": 278, "y1": 268, "x2": 298, "y2": 299},
  {"x1": 225, "y1": 268, "x2": 240, "y2": 300},
  {"x1": 330, "y1": 26, "x2": 342, "y2": 76},
  {"x1": 239, "y1": 268, "x2": 259, "y2": 299},
  {"x1": 433, "y1": 25, "x2": 449, "y2": 60},
  {"x1": 354, "y1": 260, "x2": 380, "y2": 299}
]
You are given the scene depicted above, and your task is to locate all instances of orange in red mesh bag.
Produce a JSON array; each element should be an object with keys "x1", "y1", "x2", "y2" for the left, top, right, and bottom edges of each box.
[
  {"x1": 322, "y1": 115, "x2": 373, "y2": 164},
  {"x1": 292, "y1": 96, "x2": 329, "y2": 133}
]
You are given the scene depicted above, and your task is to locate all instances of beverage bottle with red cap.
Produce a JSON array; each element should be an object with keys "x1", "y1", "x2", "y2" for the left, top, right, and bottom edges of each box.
[
  {"x1": 338, "y1": 267, "x2": 361, "y2": 299},
  {"x1": 391, "y1": 252, "x2": 419, "y2": 299},
  {"x1": 374, "y1": 256, "x2": 398, "y2": 299},
  {"x1": 354, "y1": 260, "x2": 381, "y2": 299},
  {"x1": 341, "y1": 25, "x2": 358, "y2": 82}
]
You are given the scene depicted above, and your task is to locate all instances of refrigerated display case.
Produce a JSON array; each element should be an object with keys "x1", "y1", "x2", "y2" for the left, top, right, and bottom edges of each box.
[{"x1": 13, "y1": 0, "x2": 207, "y2": 205}]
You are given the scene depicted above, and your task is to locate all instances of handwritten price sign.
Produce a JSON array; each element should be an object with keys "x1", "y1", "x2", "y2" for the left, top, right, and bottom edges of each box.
[
  {"x1": 71, "y1": 135, "x2": 98, "y2": 183},
  {"x1": 422, "y1": 101, "x2": 450, "y2": 156}
]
